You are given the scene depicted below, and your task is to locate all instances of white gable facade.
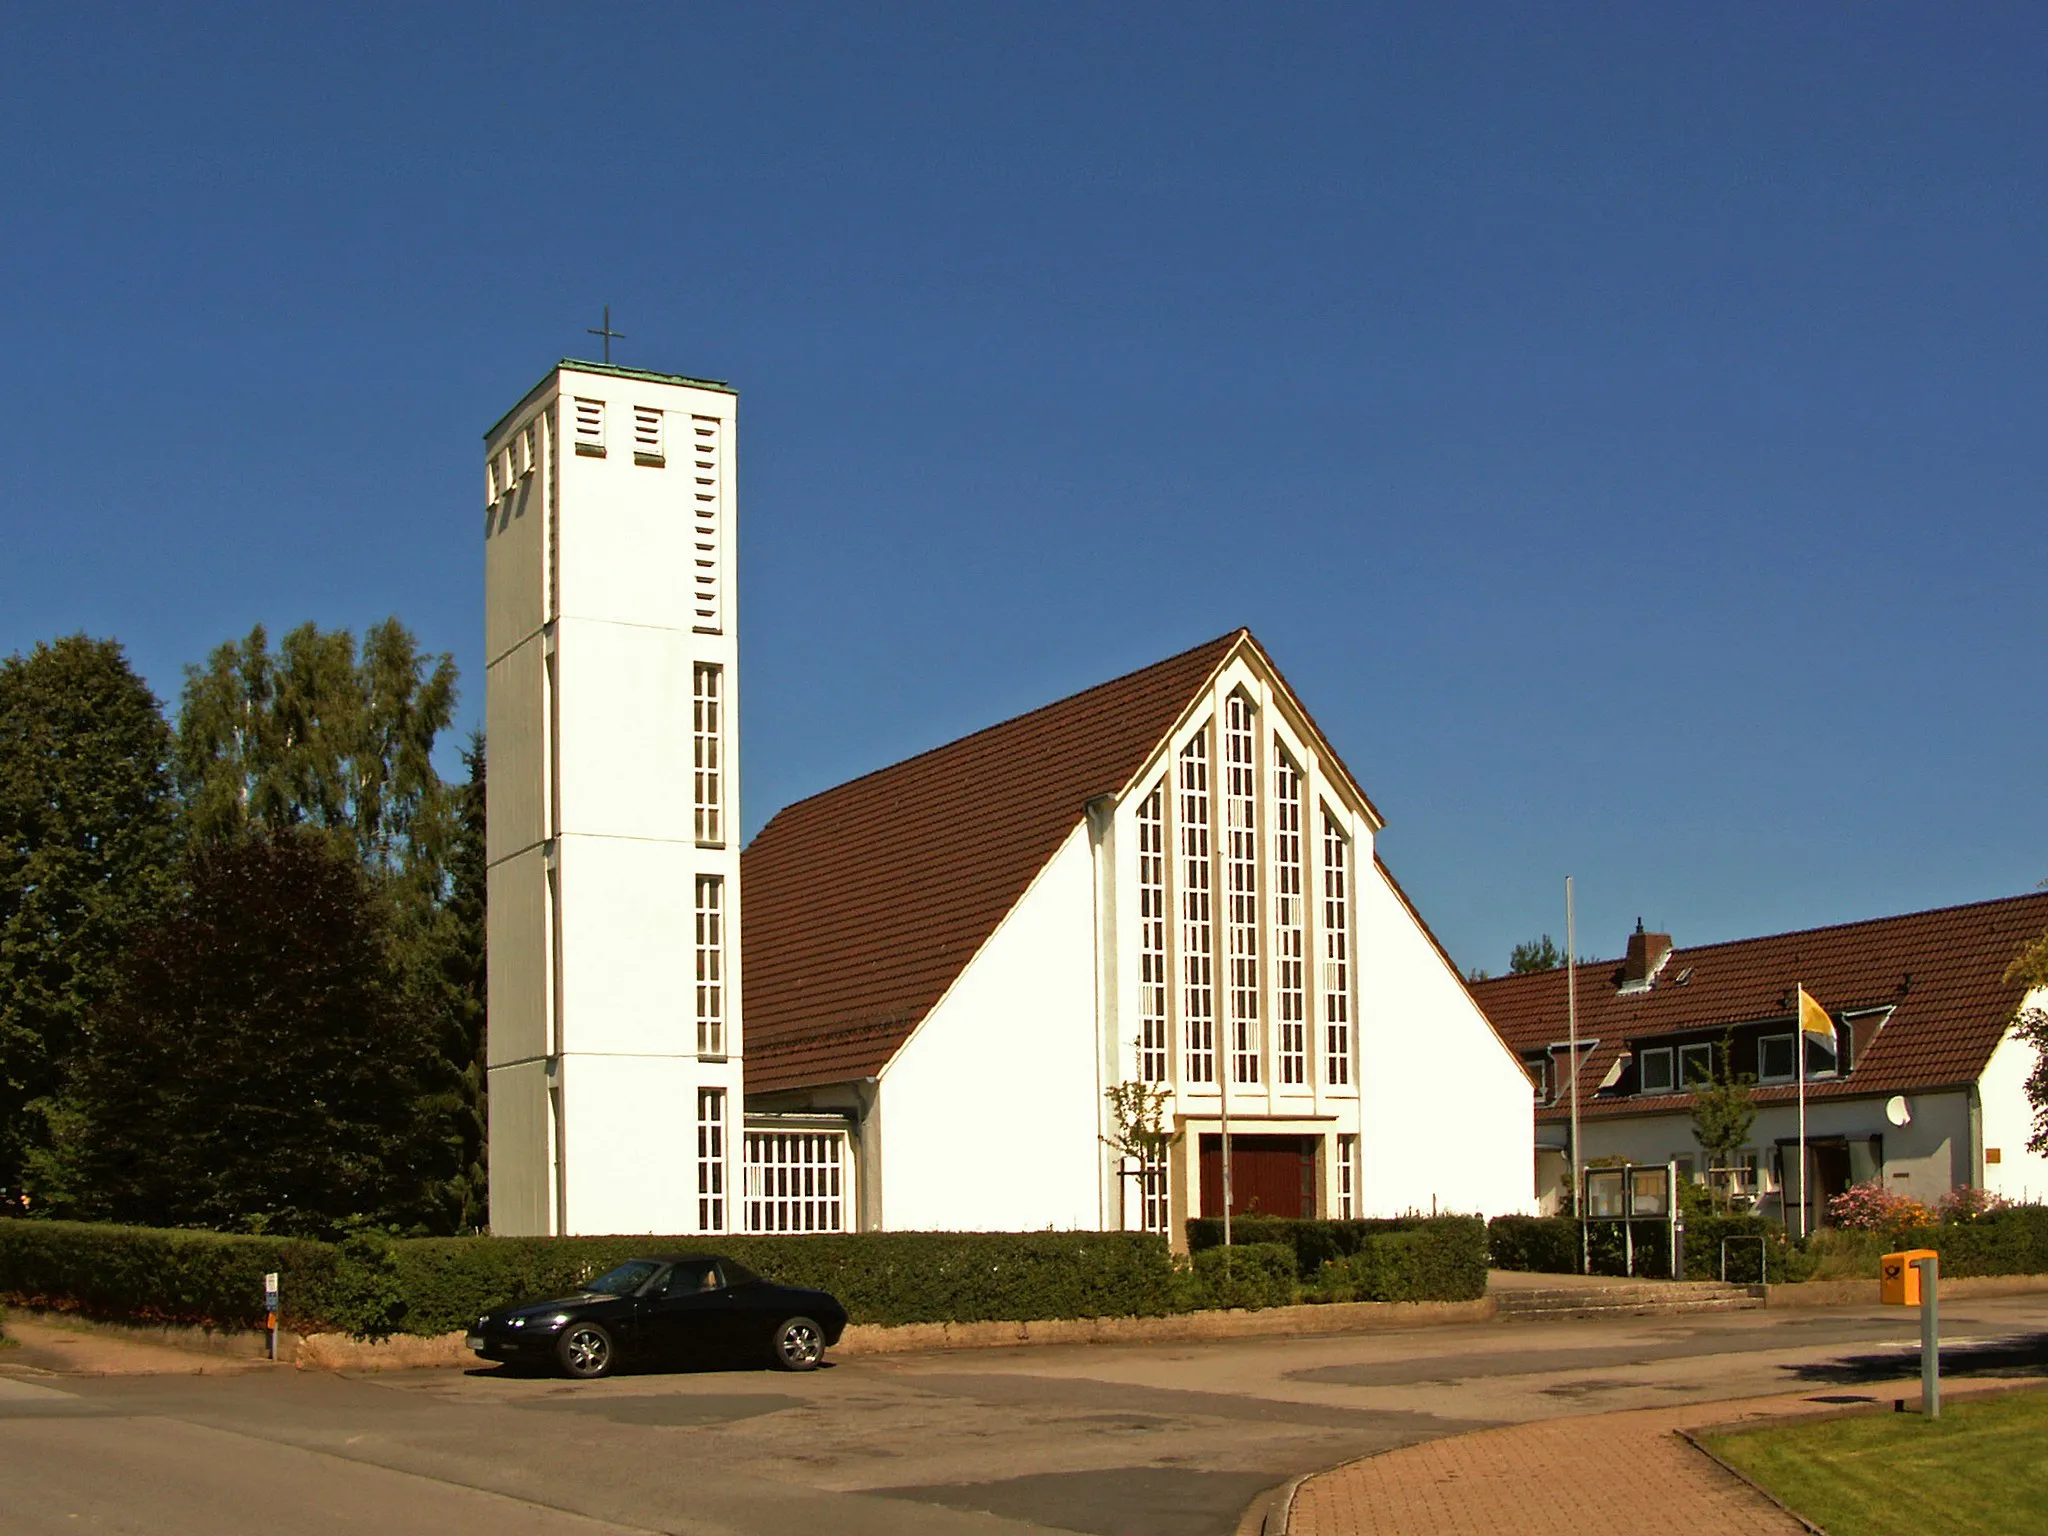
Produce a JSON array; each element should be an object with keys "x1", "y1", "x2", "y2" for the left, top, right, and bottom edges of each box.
[{"x1": 751, "y1": 641, "x2": 1536, "y2": 1239}]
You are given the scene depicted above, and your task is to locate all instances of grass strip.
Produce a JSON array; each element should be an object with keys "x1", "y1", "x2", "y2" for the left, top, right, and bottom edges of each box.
[{"x1": 1702, "y1": 1386, "x2": 2048, "y2": 1536}]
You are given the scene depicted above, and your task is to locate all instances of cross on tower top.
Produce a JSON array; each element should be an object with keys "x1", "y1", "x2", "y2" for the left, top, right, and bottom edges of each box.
[{"x1": 586, "y1": 304, "x2": 626, "y2": 364}]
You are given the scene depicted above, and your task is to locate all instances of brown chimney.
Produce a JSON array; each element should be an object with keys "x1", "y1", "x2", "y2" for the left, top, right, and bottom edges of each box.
[{"x1": 1620, "y1": 917, "x2": 1674, "y2": 989}]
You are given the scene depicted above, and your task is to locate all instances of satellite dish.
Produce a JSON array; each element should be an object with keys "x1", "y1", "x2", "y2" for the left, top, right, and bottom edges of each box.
[{"x1": 1885, "y1": 1096, "x2": 1912, "y2": 1127}]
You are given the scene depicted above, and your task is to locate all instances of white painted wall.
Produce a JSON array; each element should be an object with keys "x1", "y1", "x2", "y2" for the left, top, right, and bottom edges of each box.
[
  {"x1": 878, "y1": 826, "x2": 1104, "y2": 1231},
  {"x1": 1983, "y1": 990, "x2": 2048, "y2": 1204},
  {"x1": 1356, "y1": 859, "x2": 1535, "y2": 1217}
]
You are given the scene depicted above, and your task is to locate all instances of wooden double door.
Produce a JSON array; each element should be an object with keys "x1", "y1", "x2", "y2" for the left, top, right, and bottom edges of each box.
[{"x1": 1197, "y1": 1134, "x2": 1317, "y2": 1219}]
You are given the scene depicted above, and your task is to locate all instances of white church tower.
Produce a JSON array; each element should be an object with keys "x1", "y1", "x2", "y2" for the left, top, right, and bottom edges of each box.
[{"x1": 482, "y1": 360, "x2": 740, "y2": 1237}]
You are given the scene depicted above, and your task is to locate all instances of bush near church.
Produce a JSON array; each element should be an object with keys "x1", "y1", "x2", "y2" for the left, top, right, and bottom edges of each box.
[{"x1": 1186, "y1": 1215, "x2": 1489, "y2": 1301}]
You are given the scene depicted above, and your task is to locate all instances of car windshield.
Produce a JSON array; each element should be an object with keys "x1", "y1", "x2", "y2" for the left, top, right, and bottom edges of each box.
[{"x1": 582, "y1": 1260, "x2": 662, "y2": 1297}]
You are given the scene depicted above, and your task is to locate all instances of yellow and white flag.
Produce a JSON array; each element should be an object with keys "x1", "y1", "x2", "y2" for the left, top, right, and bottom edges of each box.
[{"x1": 1797, "y1": 986, "x2": 1837, "y2": 1054}]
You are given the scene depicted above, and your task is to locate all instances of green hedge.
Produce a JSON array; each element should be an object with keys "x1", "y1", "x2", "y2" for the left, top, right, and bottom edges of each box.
[
  {"x1": 391, "y1": 1232, "x2": 1179, "y2": 1334},
  {"x1": 1177, "y1": 1243, "x2": 1296, "y2": 1310},
  {"x1": 0, "y1": 1221, "x2": 1183, "y2": 1335},
  {"x1": 1904, "y1": 1206, "x2": 2048, "y2": 1278},
  {"x1": 1487, "y1": 1215, "x2": 1581, "y2": 1274},
  {"x1": 0, "y1": 1220, "x2": 343, "y2": 1330},
  {"x1": 1185, "y1": 1215, "x2": 1487, "y2": 1301}
]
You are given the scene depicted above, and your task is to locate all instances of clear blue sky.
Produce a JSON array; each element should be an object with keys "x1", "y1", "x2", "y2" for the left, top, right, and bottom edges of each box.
[{"x1": 4, "y1": 4, "x2": 2043, "y2": 975}]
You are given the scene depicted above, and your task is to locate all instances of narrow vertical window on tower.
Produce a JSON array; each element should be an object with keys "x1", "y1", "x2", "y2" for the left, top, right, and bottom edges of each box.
[
  {"x1": 633, "y1": 406, "x2": 664, "y2": 465},
  {"x1": 572, "y1": 397, "x2": 605, "y2": 455},
  {"x1": 1224, "y1": 693, "x2": 1261, "y2": 1084},
  {"x1": 695, "y1": 875, "x2": 724, "y2": 1056},
  {"x1": 1273, "y1": 746, "x2": 1307, "y2": 1086},
  {"x1": 1321, "y1": 812, "x2": 1353, "y2": 1086},
  {"x1": 690, "y1": 416, "x2": 722, "y2": 633},
  {"x1": 1137, "y1": 782, "x2": 1168, "y2": 1083},
  {"x1": 693, "y1": 664, "x2": 723, "y2": 846},
  {"x1": 1178, "y1": 732, "x2": 1216, "y2": 1084},
  {"x1": 697, "y1": 1088, "x2": 726, "y2": 1232},
  {"x1": 1337, "y1": 1133, "x2": 1358, "y2": 1218}
]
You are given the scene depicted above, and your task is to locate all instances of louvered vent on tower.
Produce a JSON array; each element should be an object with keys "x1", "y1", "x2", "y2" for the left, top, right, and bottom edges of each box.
[
  {"x1": 690, "y1": 415, "x2": 722, "y2": 633},
  {"x1": 573, "y1": 397, "x2": 605, "y2": 456},
  {"x1": 633, "y1": 406, "x2": 664, "y2": 465}
]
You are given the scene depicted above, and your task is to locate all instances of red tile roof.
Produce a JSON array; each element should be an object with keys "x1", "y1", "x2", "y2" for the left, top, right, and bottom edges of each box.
[
  {"x1": 741, "y1": 632, "x2": 1245, "y2": 1093},
  {"x1": 1470, "y1": 892, "x2": 2048, "y2": 1122}
]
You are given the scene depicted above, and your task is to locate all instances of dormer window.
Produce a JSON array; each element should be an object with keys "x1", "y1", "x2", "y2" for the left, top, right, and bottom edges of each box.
[
  {"x1": 1678, "y1": 1042, "x2": 1714, "y2": 1088},
  {"x1": 1639, "y1": 1046, "x2": 1674, "y2": 1094},
  {"x1": 1759, "y1": 1034, "x2": 1796, "y2": 1083}
]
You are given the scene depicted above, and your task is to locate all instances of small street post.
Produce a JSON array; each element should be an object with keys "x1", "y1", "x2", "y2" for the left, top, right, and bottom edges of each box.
[
  {"x1": 1915, "y1": 1253, "x2": 1940, "y2": 1419},
  {"x1": 263, "y1": 1271, "x2": 279, "y2": 1362}
]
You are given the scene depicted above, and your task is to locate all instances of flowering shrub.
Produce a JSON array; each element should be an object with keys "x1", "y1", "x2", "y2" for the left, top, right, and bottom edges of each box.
[
  {"x1": 1936, "y1": 1185, "x2": 2010, "y2": 1223},
  {"x1": 1826, "y1": 1181, "x2": 1933, "y2": 1235}
]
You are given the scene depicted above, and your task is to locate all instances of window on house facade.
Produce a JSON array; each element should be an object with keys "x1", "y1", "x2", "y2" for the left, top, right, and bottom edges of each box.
[
  {"x1": 1638, "y1": 1046, "x2": 1674, "y2": 1094},
  {"x1": 1179, "y1": 731, "x2": 1216, "y2": 1084},
  {"x1": 573, "y1": 397, "x2": 605, "y2": 455},
  {"x1": 693, "y1": 664, "x2": 723, "y2": 846},
  {"x1": 1678, "y1": 1042, "x2": 1714, "y2": 1089},
  {"x1": 744, "y1": 1130, "x2": 845, "y2": 1233},
  {"x1": 695, "y1": 876, "x2": 724, "y2": 1056},
  {"x1": 1320, "y1": 811, "x2": 1352, "y2": 1086},
  {"x1": 1272, "y1": 745, "x2": 1306, "y2": 1086},
  {"x1": 633, "y1": 405, "x2": 664, "y2": 465},
  {"x1": 1337, "y1": 1134, "x2": 1357, "y2": 1218},
  {"x1": 690, "y1": 416, "x2": 722, "y2": 633},
  {"x1": 697, "y1": 1088, "x2": 725, "y2": 1232},
  {"x1": 1758, "y1": 1034, "x2": 1795, "y2": 1083},
  {"x1": 1223, "y1": 692, "x2": 1261, "y2": 1085},
  {"x1": 1137, "y1": 782, "x2": 1169, "y2": 1084}
]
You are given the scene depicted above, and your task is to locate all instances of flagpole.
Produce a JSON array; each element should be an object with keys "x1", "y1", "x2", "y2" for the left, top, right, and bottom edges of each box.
[
  {"x1": 1796, "y1": 983, "x2": 1808, "y2": 1240},
  {"x1": 1566, "y1": 877, "x2": 1581, "y2": 1224}
]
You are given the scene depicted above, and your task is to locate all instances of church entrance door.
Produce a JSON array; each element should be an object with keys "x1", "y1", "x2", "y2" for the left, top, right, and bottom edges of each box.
[{"x1": 1197, "y1": 1135, "x2": 1316, "y2": 1219}]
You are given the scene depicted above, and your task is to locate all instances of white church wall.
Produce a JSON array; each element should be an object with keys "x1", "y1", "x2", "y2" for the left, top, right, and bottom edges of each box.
[
  {"x1": 561, "y1": 1055, "x2": 706, "y2": 1236},
  {"x1": 879, "y1": 825, "x2": 1103, "y2": 1231},
  {"x1": 1983, "y1": 992, "x2": 2048, "y2": 1204},
  {"x1": 555, "y1": 836, "x2": 699, "y2": 1058},
  {"x1": 554, "y1": 620, "x2": 702, "y2": 846},
  {"x1": 1356, "y1": 860, "x2": 1535, "y2": 1217},
  {"x1": 488, "y1": 1059, "x2": 552, "y2": 1238},
  {"x1": 483, "y1": 447, "x2": 544, "y2": 666},
  {"x1": 486, "y1": 849, "x2": 548, "y2": 1067},
  {"x1": 485, "y1": 637, "x2": 545, "y2": 864}
]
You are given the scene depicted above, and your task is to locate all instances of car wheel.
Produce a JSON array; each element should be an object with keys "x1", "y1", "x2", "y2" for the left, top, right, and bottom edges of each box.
[
  {"x1": 557, "y1": 1322, "x2": 616, "y2": 1380},
  {"x1": 770, "y1": 1316, "x2": 825, "y2": 1372}
]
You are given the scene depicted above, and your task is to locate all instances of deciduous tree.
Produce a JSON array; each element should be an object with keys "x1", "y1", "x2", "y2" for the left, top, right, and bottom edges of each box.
[
  {"x1": 1689, "y1": 1033, "x2": 1758, "y2": 1213},
  {"x1": 2006, "y1": 927, "x2": 2048, "y2": 1155},
  {"x1": 0, "y1": 637, "x2": 179, "y2": 1212}
]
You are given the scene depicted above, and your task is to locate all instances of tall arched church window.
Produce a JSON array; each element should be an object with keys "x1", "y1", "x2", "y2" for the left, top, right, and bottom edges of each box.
[
  {"x1": 1321, "y1": 812, "x2": 1352, "y2": 1086},
  {"x1": 1137, "y1": 782, "x2": 1169, "y2": 1084},
  {"x1": 1273, "y1": 747, "x2": 1307, "y2": 1086},
  {"x1": 1224, "y1": 692, "x2": 1261, "y2": 1084},
  {"x1": 1178, "y1": 733, "x2": 1216, "y2": 1084}
]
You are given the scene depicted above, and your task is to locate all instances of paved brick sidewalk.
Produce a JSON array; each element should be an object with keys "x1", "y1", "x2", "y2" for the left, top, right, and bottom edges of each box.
[{"x1": 1284, "y1": 1377, "x2": 2020, "y2": 1536}]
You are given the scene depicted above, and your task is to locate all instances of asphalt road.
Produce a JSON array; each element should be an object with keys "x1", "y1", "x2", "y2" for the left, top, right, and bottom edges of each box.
[{"x1": 3, "y1": 1295, "x2": 2045, "y2": 1536}]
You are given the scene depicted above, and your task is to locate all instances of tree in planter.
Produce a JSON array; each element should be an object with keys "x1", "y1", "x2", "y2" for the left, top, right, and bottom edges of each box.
[
  {"x1": 1103, "y1": 1076, "x2": 1179, "y2": 1233},
  {"x1": 1689, "y1": 1033, "x2": 1757, "y2": 1214}
]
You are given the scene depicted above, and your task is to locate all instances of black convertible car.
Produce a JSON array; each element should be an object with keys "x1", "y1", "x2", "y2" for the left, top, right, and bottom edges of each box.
[{"x1": 466, "y1": 1255, "x2": 848, "y2": 1378}]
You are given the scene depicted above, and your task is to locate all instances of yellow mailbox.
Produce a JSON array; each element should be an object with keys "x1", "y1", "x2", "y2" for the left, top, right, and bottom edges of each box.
[{"x1": 1881, "y1": 1248, "x2": 1937, "y2": 1305}]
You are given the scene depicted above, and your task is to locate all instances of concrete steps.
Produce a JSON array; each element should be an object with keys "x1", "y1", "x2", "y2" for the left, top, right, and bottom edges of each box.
[{"x1": 1494, "y1": 1280, "x2": 1764, "y2": 1322}]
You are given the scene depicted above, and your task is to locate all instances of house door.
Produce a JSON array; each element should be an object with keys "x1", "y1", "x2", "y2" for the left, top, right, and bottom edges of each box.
[
  {"x1": 1812, "y1": 1141, "x2": 1853, "y2": 1225},
  {"x1": 1198, "y1": 1135, "x2": 1316, "y2": 1219}
]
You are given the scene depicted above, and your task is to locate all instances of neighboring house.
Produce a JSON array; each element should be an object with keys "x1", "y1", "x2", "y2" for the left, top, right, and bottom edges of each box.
[
  {"x1": 741, "y1": 629, "x2": 1535, "y2": 1242},
  {"x1": 1471, "y1": 896, "x2": 2048, "y2": 1226}
]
